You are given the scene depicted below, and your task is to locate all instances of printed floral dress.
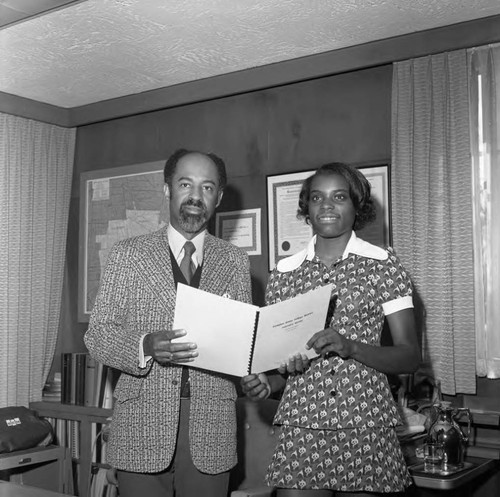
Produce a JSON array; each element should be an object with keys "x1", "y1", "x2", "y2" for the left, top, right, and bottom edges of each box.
[{"x1": 265, "y1": 233, "x2": 414, "y2": 493}]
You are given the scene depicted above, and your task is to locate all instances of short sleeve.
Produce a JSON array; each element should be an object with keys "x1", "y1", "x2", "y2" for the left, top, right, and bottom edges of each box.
[{"x1": 378, "y1": 247, "x2": 414, "y2": 315}]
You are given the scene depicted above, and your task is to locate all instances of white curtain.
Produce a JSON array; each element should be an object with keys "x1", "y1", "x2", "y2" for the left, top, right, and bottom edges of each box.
[
  {"x1": 0, "y1": 113, "x2": 75, "y2": 407},
  {"x1": 469, "y1": 43, "x2": 500, "y2": 378},
  {"x1": 392, "y1": 50, "x2": 476, "y2": 395}
]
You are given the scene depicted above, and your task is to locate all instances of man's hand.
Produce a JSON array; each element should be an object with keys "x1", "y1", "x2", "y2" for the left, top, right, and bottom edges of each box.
[
  {"x1": 144, "y1": 329, "x2": 198, "y2": 365},
  {"x1": 241, "y1": 373, "x2": 271, "y2": 401}
]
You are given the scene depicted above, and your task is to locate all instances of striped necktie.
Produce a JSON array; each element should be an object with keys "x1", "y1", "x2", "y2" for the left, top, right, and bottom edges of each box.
[{"x1": 179, "y1": 241, "x2": 195, "y2": 284}]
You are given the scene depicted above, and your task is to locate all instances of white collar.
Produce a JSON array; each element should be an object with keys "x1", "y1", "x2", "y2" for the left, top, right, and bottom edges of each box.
[
  {"x1": 276, "y1": 231, "x2": 388, "y2": 272},
  {"x1": 167, "y1": 224, "x2": 206, "y2": 265}
]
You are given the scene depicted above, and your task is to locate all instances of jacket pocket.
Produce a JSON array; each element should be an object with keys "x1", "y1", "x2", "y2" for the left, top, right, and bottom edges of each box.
[{"x1": 113, "y1": 376, "x2": 142, "y2": 403}]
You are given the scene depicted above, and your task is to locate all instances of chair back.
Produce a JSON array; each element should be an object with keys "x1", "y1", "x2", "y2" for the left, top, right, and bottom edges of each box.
[{"x1": 230, "y1": 397, "x2": 279, "y2": 492}]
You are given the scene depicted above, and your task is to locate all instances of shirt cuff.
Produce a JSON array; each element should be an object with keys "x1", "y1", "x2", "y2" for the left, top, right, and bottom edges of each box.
[
  {"x1": 139, "y1": 334, "x2": 152, "y2": 368},
  {"x1": 382, "y1": 295, "x2": 413, "y2": 316}
]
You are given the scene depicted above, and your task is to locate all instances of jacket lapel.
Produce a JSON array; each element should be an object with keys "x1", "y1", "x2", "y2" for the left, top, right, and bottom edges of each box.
[
  {"x1": 199, "y1": 234, "x2": 234, "y2": 296},
  {"x1": 134, "y1": 227, "x2": 176, "y2": 312},
  {"x1": 134, "y1": 230, "x2": 235, "y2": 306}
]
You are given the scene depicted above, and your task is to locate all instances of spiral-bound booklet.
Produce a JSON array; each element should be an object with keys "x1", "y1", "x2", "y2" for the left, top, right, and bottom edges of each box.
[{"x1": 173, "y1": 283, "x2": 334, "y2": 377}]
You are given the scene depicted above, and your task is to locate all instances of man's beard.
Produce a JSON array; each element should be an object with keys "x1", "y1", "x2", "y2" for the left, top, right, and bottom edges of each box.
[{"x1": 178, "y1": 198, "x2": 209, "y2": 233}]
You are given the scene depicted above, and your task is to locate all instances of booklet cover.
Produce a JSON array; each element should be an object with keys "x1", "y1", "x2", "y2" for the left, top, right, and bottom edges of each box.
[{"x1": 173, "y1": 283, "x2": 334, "y2": 376}]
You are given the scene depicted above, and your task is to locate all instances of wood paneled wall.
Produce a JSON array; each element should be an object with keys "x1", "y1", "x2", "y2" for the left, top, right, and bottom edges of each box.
[{"x1": 62, "y1": 64, "x2": 392, "y2": 351}]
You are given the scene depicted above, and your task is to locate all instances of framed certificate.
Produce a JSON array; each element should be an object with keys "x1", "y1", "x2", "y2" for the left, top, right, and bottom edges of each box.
[
  {"x1": 266, "y1": 171, "x2": 314, "y2": 271},
  {"x1": 215, "y1": 208, "x2": 261, "y2": 255},
  {"x1": 266, "y1": 163, "x2": 391, "y2": 271}
]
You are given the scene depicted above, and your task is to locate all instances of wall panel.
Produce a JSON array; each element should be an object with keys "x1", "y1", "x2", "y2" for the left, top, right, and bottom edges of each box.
[{"x1": 62, "y1": 64, "x2": 392, "y2": 352}]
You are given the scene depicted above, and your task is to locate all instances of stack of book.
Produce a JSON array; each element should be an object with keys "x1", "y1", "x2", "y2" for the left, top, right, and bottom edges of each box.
[
  {"x1": 90, "y1": 467, "x2": 117, "y2": 497},
  {"x1": 61, "y1": 353, "x2": 115, "y2": 408},
  {"x1": 42, "y1": 372, "x2": 62, "y2": 402}
]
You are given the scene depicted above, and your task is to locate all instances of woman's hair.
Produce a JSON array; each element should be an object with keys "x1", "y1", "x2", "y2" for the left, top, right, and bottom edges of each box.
[
  {"x1": 297, "y1": 162, "x2": 377, "y2": 230},
  {"x1": 163, "y1": 148, "x2": 227, "y2": 191}
]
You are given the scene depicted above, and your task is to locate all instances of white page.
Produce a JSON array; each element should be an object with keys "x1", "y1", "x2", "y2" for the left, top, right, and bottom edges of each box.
[
  {"x1": 173, "y1": 283, "x2": 259, "y2": 376},
  {"x1": 250, "y1": 284, "x2": 333, "y2": 373}
]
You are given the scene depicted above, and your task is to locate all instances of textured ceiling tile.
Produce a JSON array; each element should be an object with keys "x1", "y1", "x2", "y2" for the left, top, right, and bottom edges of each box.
[{"x1": 1, "y1": 0, "x2": 500, "y2": 107}]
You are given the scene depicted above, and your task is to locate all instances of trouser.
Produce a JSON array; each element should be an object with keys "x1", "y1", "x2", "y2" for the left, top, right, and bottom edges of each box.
[{"x1": 117, "y1": 398, "x2": 230, "y2": 497}]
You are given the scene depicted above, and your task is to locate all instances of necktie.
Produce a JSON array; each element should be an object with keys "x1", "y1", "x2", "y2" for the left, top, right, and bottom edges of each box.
[{"x1": 179, "y1": 241, "x2": 196, "y2": 284}]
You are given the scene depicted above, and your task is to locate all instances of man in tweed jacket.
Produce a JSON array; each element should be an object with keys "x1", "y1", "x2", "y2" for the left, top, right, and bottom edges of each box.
[{"x1": 84, "y1": 149, "x2": 252, "y2": 497}]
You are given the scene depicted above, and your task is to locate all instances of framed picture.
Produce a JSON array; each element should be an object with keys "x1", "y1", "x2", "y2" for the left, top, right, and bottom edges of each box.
[
  {"x1": 356, "y1": 163, "x2": 392, "y2": 248},
  {"x1": 215, "y1": 208, "x2": 262, "y2": 255},
  {"x1": 266, "y1": 163, "x2": 391, "y2": 271},
  {"x1": 78, "y1": 161, "x2": 168, "y2": 322},
  {"x1": 266, "y1": 170, "x2": 315, "y2": 271}
]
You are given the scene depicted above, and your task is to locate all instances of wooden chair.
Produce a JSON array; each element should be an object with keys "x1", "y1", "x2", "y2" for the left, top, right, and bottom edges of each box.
[{"x1": 0, "y1": 445, "x2": 73, "y2": 495}]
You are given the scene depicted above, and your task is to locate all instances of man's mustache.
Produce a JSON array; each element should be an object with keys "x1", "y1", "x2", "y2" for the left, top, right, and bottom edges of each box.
[{"x1": 181, "y1": 198, "x2": 207, "y2": 212}]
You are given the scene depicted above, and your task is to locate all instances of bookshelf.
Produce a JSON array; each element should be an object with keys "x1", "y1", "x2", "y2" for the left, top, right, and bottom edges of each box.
[{"x1": 29, "y1": 402, "x2": 112, "y2": 497}]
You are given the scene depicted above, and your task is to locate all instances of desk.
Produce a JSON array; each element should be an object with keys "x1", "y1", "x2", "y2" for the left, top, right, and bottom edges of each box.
[{"x1": 0, "y1": 481, "x2": 67, "y2": 497}]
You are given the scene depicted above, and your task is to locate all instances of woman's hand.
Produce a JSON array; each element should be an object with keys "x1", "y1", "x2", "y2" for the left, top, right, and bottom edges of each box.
[
  {"x1": 305, "y1": 309, "x2": 421, "y2": 375},
  {"x1": 241, "y1": 373, "x2": 271, "y2": 401},
  {"x1": 278, "y1": 353, "x2": 310, "y2": 374},
  {"x1": 306, "y1": 328, "x2": 356, "y2": 359}
]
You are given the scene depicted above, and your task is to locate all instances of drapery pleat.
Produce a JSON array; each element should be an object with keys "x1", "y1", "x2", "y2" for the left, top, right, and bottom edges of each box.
[
  {"x1": 391, "y1": 51, "x2": 476, "y2": 395},
  {"x1": 0, "y1": 113, "x2": 75, "y2": 407},
  {"x1": 469, "y1": 44, "x2": 500, "y2": 378}
]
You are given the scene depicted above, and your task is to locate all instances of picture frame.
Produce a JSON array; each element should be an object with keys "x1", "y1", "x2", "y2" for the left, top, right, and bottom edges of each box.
[
  {"x1": 215, "y1": 208, "x2": 261, "y2": 255},
  {"x1": 78, "y1": 161, "x2": 167, "y2": 322},
  {"x1": 266, "y1": 162, "x2": 391, "y2": 271},
  {"x1": 356, "y1": 163, "x2": 392, "y2": 248},
  {"x1": 266, "y1": 170, "x2": 315, "y2": 271}
]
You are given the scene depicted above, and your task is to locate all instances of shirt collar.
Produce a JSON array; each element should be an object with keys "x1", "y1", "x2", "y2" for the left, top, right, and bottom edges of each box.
[
  {"x1": 276, "y1": 231, "x2": 388, "y2": 272},
  {"x1": 167, "y1": 224, "x2": 205, "y2": 265}
]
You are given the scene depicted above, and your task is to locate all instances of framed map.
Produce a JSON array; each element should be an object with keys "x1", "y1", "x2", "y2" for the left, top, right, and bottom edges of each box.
[{"x1": 78, "y1": 161, "x2": 168, "y2": 321}]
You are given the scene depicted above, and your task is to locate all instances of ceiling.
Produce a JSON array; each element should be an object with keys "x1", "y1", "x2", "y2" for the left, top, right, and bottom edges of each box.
[
  {"x1": 1, "y1": 0, "x2": 500, "y2": 113},
  {"x1": 0, "y1": 0, "x2": 84, "y2": 29}
]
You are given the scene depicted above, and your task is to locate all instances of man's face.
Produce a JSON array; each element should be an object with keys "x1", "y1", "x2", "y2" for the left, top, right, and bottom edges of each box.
[{"x1": 166, "y1": 153, "x2": 223, "y2": 239}]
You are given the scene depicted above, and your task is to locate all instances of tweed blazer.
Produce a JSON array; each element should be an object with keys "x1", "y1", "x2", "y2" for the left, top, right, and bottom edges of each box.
[{"x1": 84, "y1": 227, "x2": 252, "y2": 474}]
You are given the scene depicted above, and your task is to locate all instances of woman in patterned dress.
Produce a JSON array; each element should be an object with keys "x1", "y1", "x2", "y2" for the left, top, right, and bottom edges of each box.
[{"x1": 241, "y1": 162, "x2": 421, "y2": 496}]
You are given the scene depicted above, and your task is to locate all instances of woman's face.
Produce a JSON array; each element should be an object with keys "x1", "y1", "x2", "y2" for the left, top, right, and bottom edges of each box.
[{"x1": 307, "y1": 172, "x2": 356, "y2": 239}]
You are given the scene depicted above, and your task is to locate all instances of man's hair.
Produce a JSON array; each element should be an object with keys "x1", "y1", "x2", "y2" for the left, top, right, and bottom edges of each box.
[
  {"x1": 163, "y1": 148, "x2": 227, "y2": 191},
  {"x1": 297, "y1": 162, "x2": 376, "y2": 231}
]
